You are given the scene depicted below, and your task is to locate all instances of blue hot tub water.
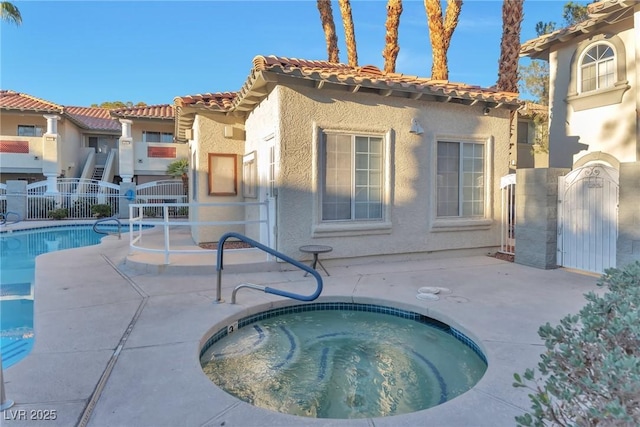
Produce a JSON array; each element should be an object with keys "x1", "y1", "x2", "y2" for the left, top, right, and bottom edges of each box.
[
  {"x1": 0, "y1": 225, "x2": 128, "y2": 369},
  {"x1": 200, "y1": 303, "x2": 487, "y2": 419}
]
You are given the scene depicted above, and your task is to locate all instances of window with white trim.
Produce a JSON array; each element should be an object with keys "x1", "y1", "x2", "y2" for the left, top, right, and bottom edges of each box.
[
  {"x1": 437, "y1": 141, "x2": 485, "y2": 217},
  {"x1": 17, "y1": 125, "x2": 43, "y2": 137},
  {"x1": 580, "y1": 43, "x2": 615, "y2": 93},
  {"x1": 321, "y1": 133, "x2": 384, "y2": 222},
  {"x1": 142, "y1": 131, "x2": 173, "y2": 143}
]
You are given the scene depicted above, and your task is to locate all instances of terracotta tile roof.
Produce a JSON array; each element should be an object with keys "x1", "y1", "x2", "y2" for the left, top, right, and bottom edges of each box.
[
  {"x1": 266, "y1": 55, "x2": 517, "y2": 101},
  {"x1": 110, "y1": 104, "x2": 174, "y2": 120},
  {"x1": 518, "y1": 102, "x2": 548, "y2": 118},
  {"x1": 174, "y1": 55, "x2": 521, "y2": 142},
  {"x1": 520, "y1": 0, "x2": 633, "y2": 58},
  {"x1": 0, "y1": 90, "x2": 63, "y2": 113},
  {"x1": 64, "y1": 106, "x2": 121, "y2": 132},
  {"x1": 175, "y1": 92, "x2": 238, "y2": 109},
  {"x1": 176, "y1": 55, "x2": 520, "y2": 113}
]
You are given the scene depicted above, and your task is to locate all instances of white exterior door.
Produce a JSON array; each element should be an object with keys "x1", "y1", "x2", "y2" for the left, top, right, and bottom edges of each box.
[
  {"x1": 259, "y1": 135, "x2": 277, "y2": 249},
  {"x1": 557, "y1": 164, "x2": 618, "y2": 274}
]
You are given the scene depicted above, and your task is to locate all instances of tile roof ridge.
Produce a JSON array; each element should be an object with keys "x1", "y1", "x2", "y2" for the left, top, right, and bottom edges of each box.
[
  {"x1": 587, "y1": 0, "x2": 626, "y2": 14},
  {"x1": 119, "y1": 103, "x2": 172, "y2": 109},
  {"x1": 521, "y1": 0, "x2": 633, "y2": 55},
  {"x1": 253, "y1": 55, "x2": 353, "y2": 71},
  {"x1": 4, "y1": 90, "x2": 64, "y2": 112},
  {"x1": 64, "y1": 105, "x2": 109, "y2": 110}
]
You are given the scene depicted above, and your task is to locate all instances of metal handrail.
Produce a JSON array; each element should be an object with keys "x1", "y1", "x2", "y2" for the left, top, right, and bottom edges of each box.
[
  {"x1": 0, "y1": 211, "x2": 22, "y2": 225},
  {"x1": 93, "y1": 216, "x2": 122, "y2": 239},
  {"x1": 216, "y1": 232, "x2": 323, "y2": 304}
]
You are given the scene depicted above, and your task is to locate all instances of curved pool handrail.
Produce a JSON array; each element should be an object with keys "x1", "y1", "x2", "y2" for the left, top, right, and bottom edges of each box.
[
  {"x1": 0, "y1": 211, "x2": 22, "y2": 225},
  {"x1": 216, "y1": 232, "x2": 323, "y2": 304},
  {"x1": 92, "y1": 216, "x2": 122, "y2": 239}
]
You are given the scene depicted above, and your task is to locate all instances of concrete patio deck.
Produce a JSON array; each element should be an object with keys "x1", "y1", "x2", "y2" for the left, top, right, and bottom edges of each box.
[{"x1": 2, "y1": 224, "x2": 601, "y2": 426}]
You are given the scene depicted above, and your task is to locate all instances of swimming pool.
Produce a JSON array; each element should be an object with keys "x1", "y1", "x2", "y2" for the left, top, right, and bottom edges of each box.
[
  {"x1": 200, "y1": 302, "x2": 487, "y2": 419},
  {"x1": 0, "y1": 225, "x2": 127, "y2": 369}
]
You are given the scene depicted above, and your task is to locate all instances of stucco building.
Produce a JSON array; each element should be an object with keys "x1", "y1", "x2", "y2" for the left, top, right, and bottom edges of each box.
[
  {"x1": 175, "y1": 55, "x2": 520, "y2": 261},
  {"x1": 518, "y1": 0, "x2": 640, "y2": 273}
]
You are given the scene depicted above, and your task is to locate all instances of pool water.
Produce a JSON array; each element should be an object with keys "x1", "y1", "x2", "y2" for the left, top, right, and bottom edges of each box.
[
  {"x1": 200, "y1": 305, "x2": 487, "y2": 419},
  {"x1": 0, "y1": 225, "x2": 124, "y2": 369}
]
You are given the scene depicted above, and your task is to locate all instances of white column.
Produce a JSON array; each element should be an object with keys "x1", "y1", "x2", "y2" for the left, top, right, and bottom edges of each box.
[
  {"x1": 42, "y1": 114, "x2": 61, "y2": 195},
  {"x1": 118, "y1": 119, "x2": 134, "y2": 183},
  {"x1": 44, "y1": 114, "x2": 60, "y2": 135},
  {"x1": 121, "y1": 119, "x2": 132, "y2": 139}
]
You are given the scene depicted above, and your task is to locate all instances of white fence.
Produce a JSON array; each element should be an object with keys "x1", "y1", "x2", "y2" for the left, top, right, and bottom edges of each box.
[
  {"x1": 26, "y1": 179, "x2": 120, "y2": 220},
  {"x1": 500, "y1": 174, "x2": 516, "y2": 255},
  {"x1": 1, "y1": 178, "x2": 187, "y2": 221},
  {"x1": 135, "y1": 180, "x2": 187, "y2": 218}
]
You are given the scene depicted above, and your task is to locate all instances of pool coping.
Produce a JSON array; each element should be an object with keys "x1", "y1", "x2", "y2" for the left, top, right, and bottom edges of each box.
[{"x1": 1, "y1": 223, "x2": 602, "y2": 426}]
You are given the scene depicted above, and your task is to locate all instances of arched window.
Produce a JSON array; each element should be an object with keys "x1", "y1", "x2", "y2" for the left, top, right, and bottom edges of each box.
[{"x1": 580, "y1": 43, "x2": 615, "y2": 93}]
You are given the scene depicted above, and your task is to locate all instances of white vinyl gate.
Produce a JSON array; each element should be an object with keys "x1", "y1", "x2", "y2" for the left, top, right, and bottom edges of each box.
[{"x1": 557, "y1": 164, "x2": 618, "y2": 274}]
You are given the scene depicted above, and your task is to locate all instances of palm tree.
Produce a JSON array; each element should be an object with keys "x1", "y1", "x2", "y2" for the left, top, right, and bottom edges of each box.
[
  {"x1": 497, "y1": 0, "x2": 524, "y2": 93},
  {"x1": 383, "y1": 0, "x2": 403, "y2": 73},
  {"x1": 424, "y1": 0, "x2": 463, "y2": 80},
  {"x1": 1, "y1": 1, "x2": 22, "y2": 25},
  {"x1": 338, "y1": 0, "x2": 357, "y2": 66},
  {"x1": 317, "y1": 0, "x2": 340, "y2": 62},
  {"x1": 166, "y1": 158, "x2": 189, "y2": 195}
]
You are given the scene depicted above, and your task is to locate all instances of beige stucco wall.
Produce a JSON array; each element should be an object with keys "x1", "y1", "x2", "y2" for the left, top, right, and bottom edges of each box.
[
  {"x1": 59, "y1": 118, "x2": 84, "y2": 178},
  {"x1": 548, "y1": 17, "x2": 638, "y2": 167},
  {"x1": 271, "y1": 84, "x2": 512, "y2": 260},
  {"x1": 0, "y1": 112, "x2": 47, "y2": 135},
  {"x1": 130, "y1": 120, "x2": 174, "y2": 143},
  {"x1": 132, "y1": 120, "x2": 180, "y2": 176},
  {"x1": 190, "y1": 114, "x2": 247, "y2": 243},
  {"x1": 0, "y1": 113, "x2": 46, "y2": 174},
  {"x1": 0, "y1": 113, "x2": 85, "y2": 177}
]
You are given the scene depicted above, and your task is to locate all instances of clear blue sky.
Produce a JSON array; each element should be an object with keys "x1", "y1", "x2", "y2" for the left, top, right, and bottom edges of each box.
[{"x1": 1, "y1": 1, "x2": 582, "y2": 107}]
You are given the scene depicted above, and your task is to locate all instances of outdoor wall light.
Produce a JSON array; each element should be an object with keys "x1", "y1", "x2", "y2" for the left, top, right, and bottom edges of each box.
[
  {"x1": 137, "y1": 159, "x2": 143, "y2": 163},
  {"x1": 34, "y1": 156, "x2": 39, "y2": 160},
  {"x1": 409, "y1": 118, "x2": 424, "y2": 135},
  {"x1": 483, "y1": 107, "x2": 492, "y2": 115}
]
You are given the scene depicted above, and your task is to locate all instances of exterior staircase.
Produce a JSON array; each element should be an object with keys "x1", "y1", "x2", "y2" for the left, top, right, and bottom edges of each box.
[{"x1": 92, "y1": 166, "x2": 104, "y2": 181}]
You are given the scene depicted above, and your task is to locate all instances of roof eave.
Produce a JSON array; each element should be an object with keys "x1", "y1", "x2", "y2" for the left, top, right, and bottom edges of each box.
[{"x1": 262, "y1": 68, "x2": 521, "y2": 109}]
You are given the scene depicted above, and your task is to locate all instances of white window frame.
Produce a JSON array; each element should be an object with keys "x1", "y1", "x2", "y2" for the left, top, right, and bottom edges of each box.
[
  {"x1": 142, "y1": 131, "x2": 174, "y2": 143},
  {"x1": 578, "y1": 42, "x2": 616, "y2": 94},
  {"x1": 431, "y1": 135, "x2": 493, "y2": 231},
  {"x1": 17, "y1": 125, "x2": 43, "y2": 137},
  {"x1": 312, "y1": 125, "x2": 392, "y2": 237}
]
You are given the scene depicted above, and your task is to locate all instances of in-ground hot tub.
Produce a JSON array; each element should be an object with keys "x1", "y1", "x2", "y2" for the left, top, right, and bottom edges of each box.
[{"x1": 200, "y1": 302, "x2": 487, "y2": 419}]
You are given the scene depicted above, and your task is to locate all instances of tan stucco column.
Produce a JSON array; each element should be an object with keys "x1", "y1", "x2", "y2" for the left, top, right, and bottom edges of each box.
[
  {"x1": 635, "y1": 5, "x2": 640, "y2": 160},
  {"x1": 118, "y1": 119, "x2": 134, "y2": 183},
  {"x1": 42, "y1": 114, "x2": 60, "y2": 195}
]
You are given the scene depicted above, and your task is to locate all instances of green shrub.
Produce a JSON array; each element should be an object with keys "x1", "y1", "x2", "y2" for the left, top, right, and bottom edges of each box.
[
  {"x1": 143, "y1": 207, "x2": 158, "y2": 218},
  {"x1": 177, "y1": 206, "x2": 189, "y2": 217},
  {"x1": 91, "y1": 204, "x2": 112, "y2": 218},
  {"x1": 514, "y1": 261, "x2": 640, "y2": 426},
  {"x1": 48, "y1": 208, "x2": 68, "y2": 220}
]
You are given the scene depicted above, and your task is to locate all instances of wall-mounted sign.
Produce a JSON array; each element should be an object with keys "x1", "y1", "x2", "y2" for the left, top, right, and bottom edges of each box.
[{"x1": 208, "y1": 153, "x2": 237, "y2": 196}]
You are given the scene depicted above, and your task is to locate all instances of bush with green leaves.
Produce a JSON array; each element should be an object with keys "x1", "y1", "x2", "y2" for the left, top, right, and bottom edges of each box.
[
  {"x1": 514, "y1": 261, "x2": 640, "y2": 426},
  {"x1": 47, "y1": 208, "x2": 68, "y2": 220},
  {"x1": 91, "y1": 204, "x2": 112, "y2": 218}
]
